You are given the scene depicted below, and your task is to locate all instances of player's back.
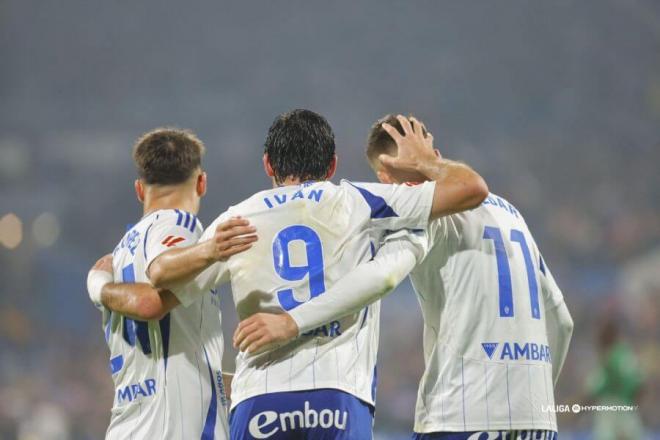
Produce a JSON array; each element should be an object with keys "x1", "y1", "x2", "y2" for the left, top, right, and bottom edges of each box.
[
  {"x1": 104, "y1": 210, "x2": 227, "y2": 439},
  {"x1": 411, "y1": 193, "x2": 558, "y2": 433},
  {"x1": 203, "y1": 179, "x2": 434, "y2": 410}
]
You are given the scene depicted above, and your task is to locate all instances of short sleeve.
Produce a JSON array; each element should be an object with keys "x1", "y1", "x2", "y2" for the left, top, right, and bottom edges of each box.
[
  {"x1": 144, "y1": 210, "x2": 203, "y2": 270},
  {"x1": 170, "y1": 259, "x2": 230, "y2": 307},
  {"x1": 381, "y1": 228, "x2": 431, "y2": 264},
  {"x1": 538, "y1": 254, "x2": 565, "y2": 309},
  {"x1": 169, "y1": 214, "x2": 231, "y2": 307},
  {"x1": 343, "y1": 180, "x2": 435, "y2": 231}
]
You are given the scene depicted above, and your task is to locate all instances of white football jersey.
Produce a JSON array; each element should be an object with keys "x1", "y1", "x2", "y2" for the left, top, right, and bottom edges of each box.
[
  {"x1": 410, "y1": 193, "x2": 563, "y2": 433},
  {"x1": 101, "y1": 209, "x2": 228, "y2": 439},
  {"x1": 175, "y1": 180, "x2": 435, "y2": 409}
]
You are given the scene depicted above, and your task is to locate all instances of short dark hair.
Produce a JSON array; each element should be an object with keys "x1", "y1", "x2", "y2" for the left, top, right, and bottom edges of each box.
[
  {"x1": 264, "y1": 109, "x2": 336, "y2": 185},
  {"x1": 366, "y1": 114, "x2": 427, "y2": 168},
  {"x1": 132, "y1": 128, "x2": 205, "y2": 185}
]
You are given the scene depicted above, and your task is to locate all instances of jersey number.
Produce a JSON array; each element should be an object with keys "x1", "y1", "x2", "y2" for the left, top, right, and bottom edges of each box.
[
  {"x1": 483, "y1": 226, "x2": 540, "y2": 319},
  {"x1": 273, "y1": 225, "x2": 326, "y2": 311}
]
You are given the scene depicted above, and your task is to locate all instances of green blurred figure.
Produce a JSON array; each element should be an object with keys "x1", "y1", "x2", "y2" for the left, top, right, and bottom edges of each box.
[{"x1": 587, "y1": 318, "x2": 645, "y2": 440}]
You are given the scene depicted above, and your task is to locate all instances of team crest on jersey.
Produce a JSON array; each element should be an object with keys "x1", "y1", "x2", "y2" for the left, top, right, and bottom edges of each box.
[{"x1": 161, "y1": 235, "x2": 186, "y2": 247}]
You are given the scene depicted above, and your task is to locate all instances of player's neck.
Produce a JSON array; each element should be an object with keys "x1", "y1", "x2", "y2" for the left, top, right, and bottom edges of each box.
[
  {"x1": 274, "y1": 177, "x2": 324, "y2": 187},
  {"x1": 142, "y1": 189, "x2": 199, "y2": 216}
]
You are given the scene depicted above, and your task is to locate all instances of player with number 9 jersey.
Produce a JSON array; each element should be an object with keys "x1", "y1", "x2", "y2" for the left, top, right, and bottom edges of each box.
[
  {"x1": 157, "y1": 110, "x2": 488, "y2": 438},
  {"x1": 174, "y1": 178, "x2": 436, "y2": 438}
]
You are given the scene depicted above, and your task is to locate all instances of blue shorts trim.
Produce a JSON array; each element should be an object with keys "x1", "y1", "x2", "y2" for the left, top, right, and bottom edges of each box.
[
  {"x1": 412, "y1": 430, "x2": 558, "y2": 440},
  {"x1": 230, "y1": 389, "x2": 374, "y2": 439}
]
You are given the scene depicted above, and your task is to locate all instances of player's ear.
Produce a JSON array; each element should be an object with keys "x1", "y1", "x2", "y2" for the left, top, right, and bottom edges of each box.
[
  {"x1": 263, "y1": 154, "x2": 275, "y2": 177},
  {"x1": 376, "y1": 170, "x2": 393, "y2": 184},
  {"x1": 135, "y1": 180, "x2": 145, "y2": 203},
  {"x1": 325, "y1": 154, "x2": 338, "y2": 180},
  {"x1": 197, "y1": 171, "x2": 207, "y2": 197}
]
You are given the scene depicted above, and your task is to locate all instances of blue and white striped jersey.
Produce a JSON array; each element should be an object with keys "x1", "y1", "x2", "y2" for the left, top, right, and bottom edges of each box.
[
  {"x1": 101, "y1": 209, "x2": 228, "y2": 439},
  {"x1": 174, "y1": 179, "x2": 436, "y2": 410}
]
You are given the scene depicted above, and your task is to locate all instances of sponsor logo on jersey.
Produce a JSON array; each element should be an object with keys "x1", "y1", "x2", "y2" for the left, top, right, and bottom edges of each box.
[
  {"x1": 481, "y1": 342, "x2": 499, "y2": 359},
  {"x1": 301, "y1": 321, "x2": 342, "y2": 338},
  {"x1": 161, "y1": 235, "x2": 186, "y2": 247},
  {"x1": 481, "y1": 341, "x2": 552, "y2": 363},
  {"x1": 216, "y1": 370, "x2": 228, "y2": 408},
  {"x1": 116, "y1": 378, "x2": 157, "y2": 404},
  {"x1": 248, "y1": 401, "x2": 347, "y2": 438}
]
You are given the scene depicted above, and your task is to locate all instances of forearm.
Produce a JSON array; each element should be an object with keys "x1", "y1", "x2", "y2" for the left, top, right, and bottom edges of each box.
[
  {"x1": 419, "y1": 158, "x2": 489, "y2": 219},
  {"x1": 288, "y1": 241, "x2": 418, "y2": 334},
  {"x1": 545, "y1": 300, "x2": 574, "y2": 385},
  {"x1": 148, "y1": 240, "x2": 214, "y2": 288},
  {"x1": 101, "y1": 282, "x2": 178, "y2": 321}
]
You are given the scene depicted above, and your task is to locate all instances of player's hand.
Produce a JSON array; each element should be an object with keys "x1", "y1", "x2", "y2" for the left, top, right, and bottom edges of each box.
[
  {"x1": 379, "y1": 115, "x2": 438, "y2": 174},
  {"x1": 91, "y1": 254, "x2": 113, "y2": 274},
  {"x1": 207, "y1": 217, "x2": 257, "y2": 262},
  {"x1": 233, "y1": 313, "x2": 299, "y2": 354}
]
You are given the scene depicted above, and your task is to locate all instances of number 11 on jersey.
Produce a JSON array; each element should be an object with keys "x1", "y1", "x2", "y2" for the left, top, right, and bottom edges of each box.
[{"x1": 483, "y1": 226, "x2": 540, "y2": 320}]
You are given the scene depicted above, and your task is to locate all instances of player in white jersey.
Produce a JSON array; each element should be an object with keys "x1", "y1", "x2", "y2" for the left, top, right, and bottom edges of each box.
[
  {"x1": 143, "y1": 109, "x2": 489, "y2": 439},
  {"x1": 85, "y1": 128, "x2": 256, "y2": 439},
  {"x1": 234, "y1": 115, "x2": 574, "y2": 440}
]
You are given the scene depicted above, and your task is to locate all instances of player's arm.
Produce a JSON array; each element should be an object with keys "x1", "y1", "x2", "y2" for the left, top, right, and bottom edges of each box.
[
  {"x1": 148, "y1": 217, "x2": 256, "y2": 289},
  {"x1": 233, "y1": 234, "x2": 424, "y2": 353},
  {"x1": 101, "y1": 283, "x2": 179, "y2": 321},
  {"x1": 380, "y1": 115, "x2": 489, "y2": 219},
  {"x1": 539, "y1": 256, "x2": 574, "y2": 385},
  {"x1": 86, "y1": 254, "x2": 178, "y2": 320},
  {"x1": 86, "y1": 217, "x2": 255, "y2": 318}
]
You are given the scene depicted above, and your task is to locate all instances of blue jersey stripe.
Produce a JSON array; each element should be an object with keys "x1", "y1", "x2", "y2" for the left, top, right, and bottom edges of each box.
[
  {"x1": 349, "y1": 183, "x2": 399, "y2": 219},
  {"x1": 135, "y1": 321, "x2": 151, "y2": 354},
  {"x1": 201, "y1": 347, "x2": 217, "y2": 440},
  {"x1": 183, "y1": 212, "x2": 191, "y2": 229},
  {"x1": 159, "y1": 314, "x2": 171, "y2": 372},
  {"x1": 539, "y1": 254, "x2": 546, "y2": 276}
]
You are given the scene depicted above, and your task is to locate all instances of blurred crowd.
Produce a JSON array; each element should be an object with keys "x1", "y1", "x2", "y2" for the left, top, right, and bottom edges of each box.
[{"x1": 1, "y1": 0, "x2": 659, "y2": 438}]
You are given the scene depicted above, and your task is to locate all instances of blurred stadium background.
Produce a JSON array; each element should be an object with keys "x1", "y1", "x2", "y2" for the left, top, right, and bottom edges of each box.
[{"x1": 1, "y1": 1, "x2": 659, "y2": 439}]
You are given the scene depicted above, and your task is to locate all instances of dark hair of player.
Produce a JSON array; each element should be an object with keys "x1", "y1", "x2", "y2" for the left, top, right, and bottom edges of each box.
[
  {"x1": 264, "y1": 109, "x2": 336, "y2": 185},
  {"x1": 132, "y1": 128, "x2": 205, "y2": 185},
  {"x1": 366, "y1": 114, "x2": 427, "y2": 168}
]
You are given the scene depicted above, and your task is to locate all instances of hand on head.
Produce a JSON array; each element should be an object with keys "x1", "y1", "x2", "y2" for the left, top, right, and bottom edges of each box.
[{"x1": 379, "y1": 115, "x2": 438, "y2": 176}]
